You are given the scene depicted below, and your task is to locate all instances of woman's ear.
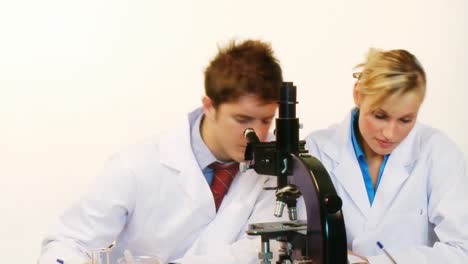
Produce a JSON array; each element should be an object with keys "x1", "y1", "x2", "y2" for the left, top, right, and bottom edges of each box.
[{"x1": 353, "y1": 82, "x2": 362, "y2": 108}]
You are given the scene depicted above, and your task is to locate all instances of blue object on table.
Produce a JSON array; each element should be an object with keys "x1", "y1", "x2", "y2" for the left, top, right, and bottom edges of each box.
[{"x1": 377, "y1": 241, "x2": 397, "y2": 263}]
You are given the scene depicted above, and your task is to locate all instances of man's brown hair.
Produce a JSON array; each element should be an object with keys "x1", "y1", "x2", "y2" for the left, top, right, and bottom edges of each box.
[{"x1": 204, "y1": 40, "x2": 283, "y2": 107}]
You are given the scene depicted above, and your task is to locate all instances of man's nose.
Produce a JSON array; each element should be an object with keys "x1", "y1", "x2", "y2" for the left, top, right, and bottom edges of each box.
[{"x1": 250, "y1": 123, "x2": 270, "y2": 141}]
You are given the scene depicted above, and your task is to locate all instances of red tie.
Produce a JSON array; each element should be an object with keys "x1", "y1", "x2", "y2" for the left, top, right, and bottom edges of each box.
[{"x1": 209, "y1": 162, "x2": 239, "y2": 211}]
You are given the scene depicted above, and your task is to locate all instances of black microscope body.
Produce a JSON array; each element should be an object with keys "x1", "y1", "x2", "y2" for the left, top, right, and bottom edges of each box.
[{"x1": 244, "y1": 82, "x2": 348, "y2": 264}]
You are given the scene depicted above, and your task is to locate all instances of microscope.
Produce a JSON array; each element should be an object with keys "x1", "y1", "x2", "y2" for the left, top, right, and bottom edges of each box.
[{"x1": 244, "y1": 82, "x2": 348, "y2": 264}]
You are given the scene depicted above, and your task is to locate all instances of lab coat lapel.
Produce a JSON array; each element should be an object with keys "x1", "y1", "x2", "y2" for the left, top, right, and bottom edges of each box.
[
  {"x1": 323, "y1": 113, "x2": 371, "y2": 218},
  {"x1": 331, "y1": 143, "x2": 372, "y2": 217},
  {"x1": 185, "y1": 169, "x2": 261, "y2": 254},
  {"x1": 369, "y1": 128, "x2": 418, "y2": 221},
  {"x1": 159, "y1": 109, "x2": 216, "y2": 219},
  {"x1": 368, "y1": 156, "x2": 409, "y2": 221}
]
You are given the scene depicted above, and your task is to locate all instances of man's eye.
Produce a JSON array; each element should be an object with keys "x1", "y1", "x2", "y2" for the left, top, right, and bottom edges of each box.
[
  {"x1": 235, "y1": 118, "x2": 250, "y2": 124},
  {"x1": 262, "y1": 119, "x2": 273, "y2": 125}
]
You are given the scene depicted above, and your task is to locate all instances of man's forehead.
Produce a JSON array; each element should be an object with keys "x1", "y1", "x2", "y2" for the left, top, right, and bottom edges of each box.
[{"x1": 232, "y1": 112, "x2": 276, "y2": 119}]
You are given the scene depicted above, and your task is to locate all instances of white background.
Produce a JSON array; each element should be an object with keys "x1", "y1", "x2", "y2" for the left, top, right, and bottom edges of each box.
[{"x1": 0, "y1": 0, "x2": 466, "y2": 263}]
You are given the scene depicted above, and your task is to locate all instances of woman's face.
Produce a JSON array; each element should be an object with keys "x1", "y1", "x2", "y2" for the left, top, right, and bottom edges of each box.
[{"x1": 355, "y1": 89, "x2": 424, "y2": 157}]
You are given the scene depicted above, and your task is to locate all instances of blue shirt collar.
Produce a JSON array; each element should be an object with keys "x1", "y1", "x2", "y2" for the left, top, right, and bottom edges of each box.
[{"x1": 350, "y1": 108, "x2": 366, "y2": 161}]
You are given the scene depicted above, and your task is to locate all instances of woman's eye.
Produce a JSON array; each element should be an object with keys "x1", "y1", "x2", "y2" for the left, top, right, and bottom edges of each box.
[
  {"x1": 374, "y1": 114, "x2": 386, "y2": 119},
  {"x1": 400, "y1": 118, "x2": 412, "y2": 124}
]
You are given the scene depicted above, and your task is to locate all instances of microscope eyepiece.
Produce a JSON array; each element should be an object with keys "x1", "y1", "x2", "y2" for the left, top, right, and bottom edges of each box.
[{"x1": 244, "y1": 128, "x2": 260, "y2": 143}]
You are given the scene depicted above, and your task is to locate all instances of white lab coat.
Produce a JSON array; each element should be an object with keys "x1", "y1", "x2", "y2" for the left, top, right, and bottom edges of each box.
[
  {"x1": 39, "y1": 108, "x2": 279, "y2": 264},
  {"x1": 304, "y1": 111, "x2": 468, "y2": 263}
]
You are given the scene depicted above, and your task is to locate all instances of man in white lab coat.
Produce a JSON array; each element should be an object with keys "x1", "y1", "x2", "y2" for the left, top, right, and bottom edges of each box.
[
  {"x1": 38, "y1": 39, "x2": 284, "y2": 264},
  {"x1": 305, "y1": 49, "x2": 468, "y2": 263}
]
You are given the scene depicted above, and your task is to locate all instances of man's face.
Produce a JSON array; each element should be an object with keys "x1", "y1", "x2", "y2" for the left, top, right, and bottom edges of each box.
[{"x1": 202, "y1": 94, "x2": 277, "y2": 162}]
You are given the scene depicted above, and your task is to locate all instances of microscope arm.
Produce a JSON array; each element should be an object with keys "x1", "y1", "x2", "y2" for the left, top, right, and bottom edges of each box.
[{"x1": 290, "y1": 154, "x2": 347, "y2": 264}]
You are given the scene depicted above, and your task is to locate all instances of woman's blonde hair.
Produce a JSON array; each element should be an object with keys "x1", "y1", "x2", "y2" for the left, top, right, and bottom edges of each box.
[{"x1": 354, "y1": 48, "x2": 426, "y2": 108}]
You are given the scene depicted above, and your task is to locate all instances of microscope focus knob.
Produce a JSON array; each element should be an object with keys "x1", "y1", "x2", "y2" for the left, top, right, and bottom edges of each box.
[{"x1": 324, "y1": 194, "x2": 343, "y2": 214}]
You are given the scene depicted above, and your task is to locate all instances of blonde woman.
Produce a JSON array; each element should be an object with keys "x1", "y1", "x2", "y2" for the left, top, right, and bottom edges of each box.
[{"x1": 305, "y1": 49, "x2": 468, "y2": 263}]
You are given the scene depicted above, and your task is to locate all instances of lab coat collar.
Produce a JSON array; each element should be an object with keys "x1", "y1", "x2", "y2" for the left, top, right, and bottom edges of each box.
[
  {"x1": 158, "y1": 108, "x2": 217, "y2": 218},
  {"x1": 321, "y1": 109, "x2": 420, "y2": 218},
  {"x1": 370, "y1": 123, "x2": 420, "y2": 221}
]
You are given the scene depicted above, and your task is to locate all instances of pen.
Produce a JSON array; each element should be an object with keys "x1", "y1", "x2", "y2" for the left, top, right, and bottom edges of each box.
[
  {"x1": 56, "y1": 259, "x2": 64, "y2": 264},
  {"x1": 376, "y1": 241, "x2": 397, "y2": 264}
]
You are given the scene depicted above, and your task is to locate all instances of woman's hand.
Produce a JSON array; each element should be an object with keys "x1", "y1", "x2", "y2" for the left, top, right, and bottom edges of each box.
[{"x1": 348, "y1": 250, "x2": 369, "y2": 263}]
